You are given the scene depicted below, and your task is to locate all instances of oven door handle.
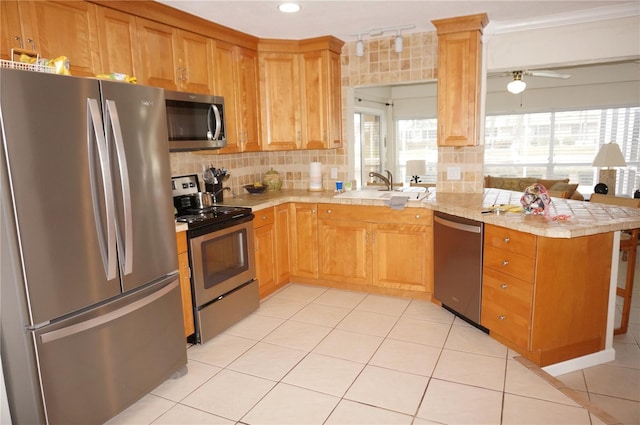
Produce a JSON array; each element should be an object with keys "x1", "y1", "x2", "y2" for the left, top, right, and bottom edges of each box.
[
  {"x1": 105, "y1": 99, "x2": 133, "y2": 275},
  {"x1": 87, "y1": 98, "x2": 117, "y2": 281}
]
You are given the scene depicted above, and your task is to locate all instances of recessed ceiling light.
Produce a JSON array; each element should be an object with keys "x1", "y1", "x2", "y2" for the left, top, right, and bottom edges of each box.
[{"x1": 278, "y1": 2, "x2": 301, "y2": 13}]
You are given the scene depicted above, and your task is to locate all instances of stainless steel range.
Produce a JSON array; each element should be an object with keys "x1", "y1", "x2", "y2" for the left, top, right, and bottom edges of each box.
[{"x1": 172, "y1": 174, "x2": 258, "y2": 344}]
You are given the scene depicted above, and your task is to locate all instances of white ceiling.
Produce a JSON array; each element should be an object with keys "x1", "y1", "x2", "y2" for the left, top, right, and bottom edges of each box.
[{"x1": 156, "y1": 0, "x2": 633, "y2": 42}]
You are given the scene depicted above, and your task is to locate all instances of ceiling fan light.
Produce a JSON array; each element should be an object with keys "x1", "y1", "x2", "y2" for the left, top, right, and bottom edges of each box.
[
  {"x1": 278, "y1": 2, "x2": 300, "y2": 13},
  {"x1": 507, "y1": 79, "x2": 526, "y2": 94}
]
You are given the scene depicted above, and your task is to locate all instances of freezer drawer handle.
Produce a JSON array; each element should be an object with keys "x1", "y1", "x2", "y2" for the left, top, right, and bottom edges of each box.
[
  {"x1": 87, "y1": 98, "x2": 117, "y2": 281},
  {"x1": 40, "y1": 278, "x2": 179, "y2": 344},
  {"x1": 105, "y1": 100, "x2": 133, "y2": 275}
]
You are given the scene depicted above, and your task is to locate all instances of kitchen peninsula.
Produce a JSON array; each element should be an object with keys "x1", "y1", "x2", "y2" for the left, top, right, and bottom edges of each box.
[{"x1": 211, "y1": 188, "x2": 640, "y2": 375}]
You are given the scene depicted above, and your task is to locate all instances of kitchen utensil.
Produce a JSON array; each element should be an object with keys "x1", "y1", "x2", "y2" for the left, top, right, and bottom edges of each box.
[{"x1": 189, "y1": 192, "x2": 214, "y2": 209}]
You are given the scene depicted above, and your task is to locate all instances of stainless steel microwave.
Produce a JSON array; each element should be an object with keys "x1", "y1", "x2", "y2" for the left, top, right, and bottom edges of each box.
[{"x1": 164, "y1": 90, "x2": 227, "y2": 151}]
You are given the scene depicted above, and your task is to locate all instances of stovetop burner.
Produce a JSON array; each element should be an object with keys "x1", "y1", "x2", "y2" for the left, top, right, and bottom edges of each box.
[{"x1": 175, "y1": 203, "x2": 253, "y2": 229}]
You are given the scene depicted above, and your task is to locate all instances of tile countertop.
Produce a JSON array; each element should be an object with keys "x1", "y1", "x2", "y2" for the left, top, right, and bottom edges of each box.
[{"x1": 179, "y1": 188, "x2": 640, "y2": 239}]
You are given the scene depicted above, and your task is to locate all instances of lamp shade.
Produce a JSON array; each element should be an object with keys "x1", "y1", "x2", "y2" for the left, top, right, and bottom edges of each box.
[
  {"x1": 507, "y1": 79, "x2": 526, "y2": 94},
  {"x1": 406, "y1": 160, "x2": 427, "y2": 177},
  {"x1": 592, "y1": 143, "x2": 626, "y2": 167}
]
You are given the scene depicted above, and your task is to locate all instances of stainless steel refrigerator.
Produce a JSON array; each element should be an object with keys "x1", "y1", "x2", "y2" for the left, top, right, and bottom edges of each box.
[{"x1": 0, "y1": 68, "x2": 187, "y2": 424}]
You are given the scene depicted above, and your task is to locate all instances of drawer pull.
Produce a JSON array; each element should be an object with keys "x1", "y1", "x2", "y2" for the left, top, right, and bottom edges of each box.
[
  {"x1": 500, "y1": 283, "x2": 507, "y2": 289},
  {"x1": 502, "y1": 260, "x2": 509, "y2": 266},
  {"x1": 415, "y1": 214, "x2": 420, "y2": 219},
  {"x1": 499, "y1": 315, "x2": 506, "y2": 321},
  {"x1": 327, "y1": 209, "x2": 332, "y2": 214},
  {"x1": 503, "y1": 237, "x2": 510, "y2": 243},
  {"x1": 262, "y1": 215, "x2": 267, "y2": 220}
]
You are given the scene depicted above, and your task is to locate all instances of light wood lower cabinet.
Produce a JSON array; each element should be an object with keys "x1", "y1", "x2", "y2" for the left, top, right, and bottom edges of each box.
[
  {"x1": 176, "y1": 231, "x2": 195, "y2": 338},
  {"x1": 289, "y1": 203, "x2": 319, "y2": 278},
  {"x1": 481, "y1": 224, "x2": 613, "y2": 366},
  {"x1": 254, "y1": 205, "x2": 290, "y2": 298},
  {"x1": 315, "y1": 204, "x2": 433, "y2": 295}
]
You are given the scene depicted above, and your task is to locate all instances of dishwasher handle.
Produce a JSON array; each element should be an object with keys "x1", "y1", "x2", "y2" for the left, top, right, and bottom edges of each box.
[{"x1": 434, "y1": 215, "x2": 482, "y2": 234}]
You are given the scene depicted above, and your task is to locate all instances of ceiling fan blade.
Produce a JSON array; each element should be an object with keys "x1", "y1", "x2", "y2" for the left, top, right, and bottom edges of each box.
[{"x1": 526, "y1": 70, "x2": 571, "y2": 79}]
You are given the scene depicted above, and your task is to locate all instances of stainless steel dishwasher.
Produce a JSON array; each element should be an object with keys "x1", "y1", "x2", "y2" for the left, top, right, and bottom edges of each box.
[{"x1": 433, "y1": 211, "x2": 486, "y2": 329}]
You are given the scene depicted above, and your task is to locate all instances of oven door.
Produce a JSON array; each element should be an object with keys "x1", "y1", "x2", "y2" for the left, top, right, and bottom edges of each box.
[{"x1": 189, "y1": 219, "x2": 256, "y2": 307}]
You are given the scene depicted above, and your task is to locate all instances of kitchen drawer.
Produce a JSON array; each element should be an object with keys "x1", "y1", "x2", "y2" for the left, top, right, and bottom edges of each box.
[
  {"x1": 483, "y1": 244, "x2": 535, "y2": 283},
  {"x1": 485, "y1": 224, "x2": 536, "y2": 258},
  {"x1": 482, "y1": 268, "x2": 533, "y2": 350},
  {"x1": 253, "y1": 207, "x2": 275, "y2": 228},
  {"x1": 317, "y1": 204, "x2": 432, "y2": 225}
]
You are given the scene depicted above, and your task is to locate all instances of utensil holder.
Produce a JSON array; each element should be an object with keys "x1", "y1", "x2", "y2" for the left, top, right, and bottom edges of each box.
[{"x1": 205, "y1": 182, "x2": 224, "y2": 202}]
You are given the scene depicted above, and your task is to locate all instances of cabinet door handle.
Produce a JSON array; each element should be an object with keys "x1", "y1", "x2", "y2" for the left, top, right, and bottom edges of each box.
[
  {"x1": 262, "y1": 215, "x2": 267, "y2": 220},
  {"x1": 327, "y1": 209, "x2": 332, "y2": 214},
  {"x1": 502, "y1": 260, "x2": 509, "y2": 266},
  {"x1": 499, "y1": 315, "x2": 506, "y2": 321},
  {"x1": 311, "y1": 209, "x2": 316, "y2": 214},
  {"x1": 503, "y1": 237, "x2": 510, "y2": 243},
  {"x1": 13, "y1": 36, "x2": 23, "y2": 48},
  {"x1": 415, "y1": 214, "x2": 420, "y2": 219},
  {"x1": 500, "y1": 283, "x2": 508, "y2": 289}
]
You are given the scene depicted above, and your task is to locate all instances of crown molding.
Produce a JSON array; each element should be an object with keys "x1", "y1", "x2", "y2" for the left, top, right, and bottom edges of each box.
[{"x1": 485, "y1": 2, "x2": 639, "y2": 36}]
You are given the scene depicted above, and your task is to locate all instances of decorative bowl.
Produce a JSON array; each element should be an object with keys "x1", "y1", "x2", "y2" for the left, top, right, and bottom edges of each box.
[{"x1": 244, "y1": 184, "x2": 267, "y2": 194}]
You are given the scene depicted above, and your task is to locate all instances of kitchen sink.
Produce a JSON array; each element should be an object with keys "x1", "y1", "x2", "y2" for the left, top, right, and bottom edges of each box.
[{"x1": 334, "y1": 188, "x2": 429, "y2": 201}]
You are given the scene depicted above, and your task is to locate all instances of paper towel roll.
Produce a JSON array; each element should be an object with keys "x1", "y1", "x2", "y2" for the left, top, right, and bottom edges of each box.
[{"x1": 309, "y1": 162, "x2": 323, "y2": 190}]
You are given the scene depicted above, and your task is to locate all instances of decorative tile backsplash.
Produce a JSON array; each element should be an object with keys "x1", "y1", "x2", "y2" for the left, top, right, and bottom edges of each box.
[{"x1": 169, "y1": 31, "x2": 484, "y2": 195}]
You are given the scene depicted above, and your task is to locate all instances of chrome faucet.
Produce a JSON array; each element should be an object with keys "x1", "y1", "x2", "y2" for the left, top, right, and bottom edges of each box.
[
  {"x1": 212, "y1": 186, "x2": 230, "y2": 203},
  {"x1": 368, "y1": 170, "x2": 394, "y2": 191}
]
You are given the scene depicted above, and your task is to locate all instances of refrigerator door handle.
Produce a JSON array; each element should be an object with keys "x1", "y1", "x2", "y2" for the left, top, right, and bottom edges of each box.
[
  {"x1": 105, "y1": 99, "x2": 133, "y2": 276},
  {"x1": 87, "y1": 98, "x2": 117, "y2": 281}
]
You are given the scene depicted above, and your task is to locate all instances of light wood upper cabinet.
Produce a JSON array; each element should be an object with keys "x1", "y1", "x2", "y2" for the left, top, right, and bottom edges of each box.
[
  {"x1": 136, "y1": 18, "x2": 213, "y2": 93},
  {"x1": 95, "y1": 6, "x2": 138, "y2": 76},
  {"x1": 2, "y1": 1, "x2": 100, "y2": 76},
  {"x1": 259, "y1": 51, "x2": 303, "y2": 150},
  {"x1": 258, "y1": 37, "x2": 343, "y2": 151},
  {"x1": 135, "y1": 17, "x2": 179, "y2": 90},
  {"x1": 432, "y1": 13, "x2": 488, "y2": 147},
  {"x1": 214, "y1": 41, "x2": 261, "y2": 153}
]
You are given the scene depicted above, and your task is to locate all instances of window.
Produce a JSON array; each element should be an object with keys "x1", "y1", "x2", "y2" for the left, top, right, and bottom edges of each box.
[
  {"x1": 354, "y1": 111, "x2": 384, "y2": 187},
  {"x1": 485, "y1": 107, "x2": 640, "y2": 196},
  {"x1": 396, "y1": 119, "x2": 438, "y2": 183}
]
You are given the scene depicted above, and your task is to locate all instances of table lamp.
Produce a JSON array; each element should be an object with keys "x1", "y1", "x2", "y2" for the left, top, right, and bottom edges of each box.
[
  {"x1": 406, "y1": 160, "x2": 427, "y2": 184},
  {"x1": 592, "y1": 142, "x2": 626, "y2": 195}
]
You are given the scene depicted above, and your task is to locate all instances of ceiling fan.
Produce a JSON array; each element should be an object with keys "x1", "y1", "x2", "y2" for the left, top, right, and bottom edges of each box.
[{"x1": 493, "y1": 70, "x2": 572, "y2": 94}]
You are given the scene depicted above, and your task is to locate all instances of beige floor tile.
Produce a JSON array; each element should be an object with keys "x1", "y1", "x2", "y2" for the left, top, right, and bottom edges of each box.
[
  {"x1": 589, "y1": 393, "x2": 640, "y2": 425},
  {"x1": 241, "y1": 383, "x2": 339, "y2": 424},
  {"x1": 262, "y1": 320, "x2": 332, "y2": 351},
  {"x1": 255, "y1": 296, "x2": 308, "y2": 319},
  {"x1": 106, "y1": 394, "x2": 174, "y2": 425},
  {"x1": 432, "y1": 349, "x2": 506, "y2": 391},
  {"x1": 312, "y1": 287, "x2": 368, "y2": 309},
  {"x1": 151, "y1": 360, "x2": 221, "y2": 402},
  {"x1": 502, "y1": 393, "x2": 592, "y2": 425},
  {"x1": 444, "y1": 324, "x2": 508, "y2": 358},
  {"x1": 344, "y1": 365, "x2": 429, "y2": 415},
  {"x1": 336, "y1": 309, "x2": 400, "y2": 337},
  {"x1": 272, "y1": 283, "x2": 327, "y2": 302},
  {"x1": 584, "y1": 364, "x2": 640, "y2": 401},
  {"x1": 401, "y1": 299, "x2": 455, "y2": 324},
  {"x1": 187, "y1": 334, "x2": 256, "y2": 368},
  {"x1": 613, "y1": 331, "x2": 637, "y2": 345},
  {"x1": 556, "y1": 369, "x2": 588, "y2": 392},
  {"x1": 282, "y1": 353, "x2": 364, "y2": 396},
  {"x1": 289, "y1": 302, "x2": 351, "y2": 327},
  {"x1": 387, "y1": 317, "x2": 451, "y2": 347},
  {"x1": 325, "y1": 399, "x2": 414, "y2": 425},
  {"x1": 505, "y1": 359, "x2": 580, "y2": 406},
  {"x1": 355, "y1": 293, "x2": 412, "y2": 316},
  {"x1": 369, "y1": 338, "x2": 441, "y2": 376},
  {"x1": 222, "y1": 313, "x2": 284, "y2": 340},
  {"x1": 181, "y1": 369, "x2": 275, "y2": 421},
  {"x1": 312, "y1": 328, "x2": 384, "y2": 363},
  {"x1": 226, "y1": 342, "x2": 307, "y2": 381},
  {"x1": 608, "y1": 341, "x2": 640, "y2": 369},
  {"x1": 416, "y1": 378, "x2": 503, "y2": 425},
  {"x1": 151, "y1": 404, "x2": 234, "y2": 424}
]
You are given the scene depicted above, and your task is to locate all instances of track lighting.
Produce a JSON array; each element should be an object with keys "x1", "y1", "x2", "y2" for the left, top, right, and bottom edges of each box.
[
  {"x1": 507, "y1": 71, "x2": 527, "y2": 94},
  {"x1": 352, "y1": 24, "x2": 414, "y2": 57},
  {"x1": 356, "y1": 35, "x2": 364, "y2": 57},
  {"x1": 394, "y1": 31, "x2": 403, "y2": 53}
]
